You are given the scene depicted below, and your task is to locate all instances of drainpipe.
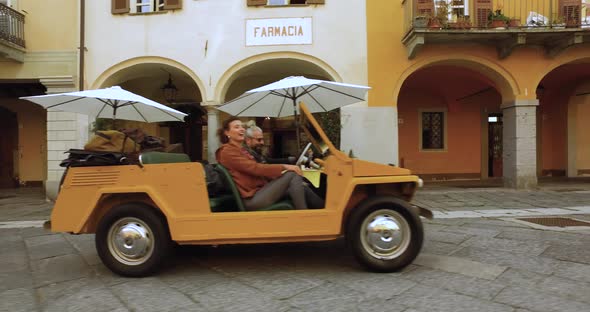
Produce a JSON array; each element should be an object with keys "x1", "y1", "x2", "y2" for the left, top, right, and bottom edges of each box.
[{"x1": 79, "y1": 0, "x2": 85, "y2": 90}]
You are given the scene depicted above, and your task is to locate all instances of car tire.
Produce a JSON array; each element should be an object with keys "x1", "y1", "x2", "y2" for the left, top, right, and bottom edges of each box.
[
  {"x1": 95, "y1": 203, "x2": 171, "y2": 277},
  {"x1": 347, "y1": 196, "x2": 423, "y2": 272}
]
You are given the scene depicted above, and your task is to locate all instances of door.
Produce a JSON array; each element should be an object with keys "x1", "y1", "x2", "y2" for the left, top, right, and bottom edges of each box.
[
  {"x1": 167, "y1": 104, "x2": 205, "y2": 161},
  {"x1": 488, "y1": 114, "x2": 503, "y2": 177},
  {"x1": 0, "y1": 107, "x2": 18, "y2": 188}
]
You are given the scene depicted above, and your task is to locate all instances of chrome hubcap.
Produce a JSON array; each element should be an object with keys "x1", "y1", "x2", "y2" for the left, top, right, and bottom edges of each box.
[
  {"x1": 107, "y1": 217, "x2": 154, "y2": 265},
  {"x1": 360, "y1": 209, "x2": 410, "y2": 260}
]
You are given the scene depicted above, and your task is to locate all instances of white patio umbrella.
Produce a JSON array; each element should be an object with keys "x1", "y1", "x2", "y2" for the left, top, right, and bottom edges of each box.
[
  {"x1": 20, "y1": 86, "x2": 187, "y2": 123},
  {"x1": 217, "y1": 76, "x2": 370, "y2": 146}
]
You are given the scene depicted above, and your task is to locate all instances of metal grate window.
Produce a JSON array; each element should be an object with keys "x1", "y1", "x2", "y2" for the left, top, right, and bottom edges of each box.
[{"x1": 422, "y1": 112, "x2": 444, "y2": 149}]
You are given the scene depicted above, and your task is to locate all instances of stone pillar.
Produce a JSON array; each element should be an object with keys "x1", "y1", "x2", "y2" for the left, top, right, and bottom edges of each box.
[
  {"x1": 502, "y1": 99, "x2": 538, "y2": 189},
  {"x1": 341, "y1": 105, "x2": 398, "y2": 165},
  {"x1": 203, "y1": 102, "x2": 220, "y2": 163},
  {"x1": 40, "y1": 76, "x2": 90, "y2": 200}
]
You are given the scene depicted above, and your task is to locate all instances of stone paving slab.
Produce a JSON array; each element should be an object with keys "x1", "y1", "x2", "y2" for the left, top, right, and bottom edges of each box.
[
  {"x1": 413, "y1": 253, "x2": 507, "y2": 280},
  {"x1": 1, "y1": 185, "x2": 590, "y2": 311},
  {"x1": 37, "y1": 278, "x2": 127, "y2": 312},
  {"x1": 494, "y1": 286, "x2": 589, "y2": 312},
  {"x1": 400, "y1": 266, "x2": 507, "y2": 301},
  {"x1": 0, "y1": 217, "x2": 588, "y2": 312}
]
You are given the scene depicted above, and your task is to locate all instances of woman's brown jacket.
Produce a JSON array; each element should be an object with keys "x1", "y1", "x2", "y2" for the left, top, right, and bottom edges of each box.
[{"x1": 216, "y1": 143, "x2": 283, "y2": 198}]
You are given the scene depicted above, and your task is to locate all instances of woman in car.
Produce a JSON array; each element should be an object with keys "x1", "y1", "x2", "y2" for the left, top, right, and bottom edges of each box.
[{"x1": 215, "y1": 117, "x2": 323, "y2": 210}]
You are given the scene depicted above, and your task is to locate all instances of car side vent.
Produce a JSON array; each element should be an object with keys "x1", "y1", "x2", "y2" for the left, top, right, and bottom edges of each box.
[{"x1": 70, "y1": 170, "x2": 120, "y2": 187}]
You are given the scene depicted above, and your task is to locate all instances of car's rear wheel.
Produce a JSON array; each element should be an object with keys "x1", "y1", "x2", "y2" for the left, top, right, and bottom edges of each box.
[
  {"x1": 95, "y1": 203, "x2": 171, "y2": 277},
  {"x1": 347, "y1": 197, "x2": 423, "y2": 272}
]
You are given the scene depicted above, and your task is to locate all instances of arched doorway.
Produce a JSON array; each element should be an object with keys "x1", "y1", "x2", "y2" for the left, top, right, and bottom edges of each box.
[
  {"x1": 397, "y1": 65, "x2": 505, "y2": 180},
  {"x1": 537, "y1": 62, "x2": 590, "y2": 178},
  {"x1": 97, "y1": 62, "x2": 205, "y2": 160},
  {"x1": 0, "y1": 107, "x2": 18, "y2": 188},
  {"x1": 221, "y1": 57, "x2": 336, "y2": 158}
]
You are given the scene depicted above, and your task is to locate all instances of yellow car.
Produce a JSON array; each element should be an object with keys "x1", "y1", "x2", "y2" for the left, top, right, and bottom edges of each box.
[{"x1": 48, "y1": 103, "x2": 432, "y2": 277}]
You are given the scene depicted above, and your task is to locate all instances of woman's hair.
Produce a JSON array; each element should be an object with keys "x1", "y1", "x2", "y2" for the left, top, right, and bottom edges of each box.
[{"x1": 217, "y1": 116, "x2": 241, "y2": 144}]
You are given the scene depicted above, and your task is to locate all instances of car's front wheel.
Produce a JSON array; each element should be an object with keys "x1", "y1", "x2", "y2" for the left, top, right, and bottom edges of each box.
[
  {"x1": 347, "y1": 197, "x2": 423, "y2": 272},
  {"x1": 95, "y1": 203, "x2": 171, "y2": 277}
]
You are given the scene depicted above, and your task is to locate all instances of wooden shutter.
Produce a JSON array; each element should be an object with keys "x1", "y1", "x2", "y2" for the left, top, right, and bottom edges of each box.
[
  {"x1": 306, "y1": 0, "x2": 326, "y2": 4},
  {"x1": 416, "y1": 0, "x2": 434, "y2": 16},
  {"x1": 111, "y1": 0, "x2": 129, "y2": 14},
  {"x1": 163, "y1": 0, "x2": 182, "y2": 10},
  {"x1": 247, "y1": 0, "x2": 267, "y2": 6},
  {"x1": 559, "y1": 0, "x2": 581, "y2": 25},
  {"x1": 474, "y1": 0, "x2": 492, "y2": 27}
]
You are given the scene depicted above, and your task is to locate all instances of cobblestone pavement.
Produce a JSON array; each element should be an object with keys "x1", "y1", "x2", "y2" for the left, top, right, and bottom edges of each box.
[{"x1": 1, "y1": 183, "x2": 590, "y2": 312}]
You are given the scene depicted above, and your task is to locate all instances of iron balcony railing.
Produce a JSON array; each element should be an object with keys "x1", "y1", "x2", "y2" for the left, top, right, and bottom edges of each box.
[
  {"x1": 404, "y1": 0, "x2": 590, "y2": 34},
  {"x1": 0, "y1": 2, "x2": 25, "y2": 49}
]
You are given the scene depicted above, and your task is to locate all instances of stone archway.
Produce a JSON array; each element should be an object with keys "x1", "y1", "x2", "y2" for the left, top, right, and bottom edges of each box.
[
  {"x1": 536, "y1": 61, "x2": 590, "y2": 178},
  {"x1": 393, "y1": 56, "x2": 519, "y2": 106},
  {"x1": 215, "y1": 55, "x2": 339, "y2": 160},
  {"x1": 94, "y1": 60, "x2": 206, "y2": 161},
  {"x1": 397, "y1": 63, "x2": 507, "y2": 181}
]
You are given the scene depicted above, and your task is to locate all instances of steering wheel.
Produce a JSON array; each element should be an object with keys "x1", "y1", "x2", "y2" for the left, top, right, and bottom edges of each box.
[{"x1": 295, "y1": 143, "x2": 313, "y2": 166}]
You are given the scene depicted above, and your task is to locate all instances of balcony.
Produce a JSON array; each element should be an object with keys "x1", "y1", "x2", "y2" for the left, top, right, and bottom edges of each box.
[
  {"x1": 0, "y1": 3, "x2": 25, "y2": 62},
  {"x1": 402, "y1": 0, "x2": 590, "y2": 59}
]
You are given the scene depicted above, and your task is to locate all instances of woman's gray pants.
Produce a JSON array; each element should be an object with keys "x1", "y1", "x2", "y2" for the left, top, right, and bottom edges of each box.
[{"x1": 243, "y1": 172, "x2": 324, "y2": 210}]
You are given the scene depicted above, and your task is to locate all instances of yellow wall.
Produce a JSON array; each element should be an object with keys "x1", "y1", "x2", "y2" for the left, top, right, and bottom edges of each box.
[
  {"x1": 367, "y1": 2, "x2": 590, "y2": 108},
  {"x1": 367, "y1": 1, "x2": 590, "y2": 177},
  {"x1": 0, "y1": 0, "x2": 78, "y2": 78},
  {"x1": 0, "y1": 0, "x2": 78, "y2": 184},
  {"x1": 21, "y1": 0, "x2": 78, "y2": 51}
]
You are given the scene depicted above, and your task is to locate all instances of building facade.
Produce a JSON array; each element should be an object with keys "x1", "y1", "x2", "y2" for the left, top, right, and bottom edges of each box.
[
  {"x1": 71, "y1": 0, "x2": 367, "y2": 198},
  {"x1": 1, "y1": 0, "x2": 369, "y2": 198},
  {"x1": 5, "y1": 0, "x2": 586, "y2": 196},
  {"x1": 0, "y1": 0, "x2": 86, "y2": 193},
  {"x1": 366, "y1": 0, "x2": 590, "y2": 188}
]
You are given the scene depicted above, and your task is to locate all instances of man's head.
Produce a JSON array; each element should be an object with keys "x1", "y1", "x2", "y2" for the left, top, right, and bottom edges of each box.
[{"x1": 245, "y1": 124, "x2": 264, "y2": 153}]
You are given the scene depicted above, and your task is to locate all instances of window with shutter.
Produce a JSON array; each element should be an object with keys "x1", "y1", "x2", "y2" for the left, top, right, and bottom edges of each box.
[
  {"x1": 111, "y1": 0, "x2": 129, "y2": 14},
  {"x1": 559, "y1": 0, "x2": 581, "y2": 25},
  {"x1": 163, "y1": 0, "x2": 182, "y2": 10},
  {"x1": 416, "y1": 0, "x2": 435, "y2": 17},
  {"x1": 474, "y1": 0, "x2": 492, "y2": 27}
]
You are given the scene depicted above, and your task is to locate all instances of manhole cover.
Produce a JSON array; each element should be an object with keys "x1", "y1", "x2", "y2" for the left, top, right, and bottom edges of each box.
[{"x1": 517, "y1": 217, "x2": 590, "y2": 227}]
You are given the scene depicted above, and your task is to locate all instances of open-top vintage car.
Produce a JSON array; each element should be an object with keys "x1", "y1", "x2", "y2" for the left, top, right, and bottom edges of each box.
[{"x1": 48, "y1": 103, "x2": 432, "y2": 277}]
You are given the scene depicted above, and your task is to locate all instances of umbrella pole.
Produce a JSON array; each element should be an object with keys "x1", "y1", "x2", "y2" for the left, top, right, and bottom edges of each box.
[
  {"x1": 292, "y1": 96, "x2": 301, "y2": 150},
  {"x1": 112, "y1": 105, "x2": 117, "y2": 129}
]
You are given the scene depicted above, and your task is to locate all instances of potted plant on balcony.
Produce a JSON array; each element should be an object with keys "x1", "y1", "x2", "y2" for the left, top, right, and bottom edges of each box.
[
  {"x1": 414, "y1": 14, "x2": 430, "y2": 28},
  {"x1": 552, "y1": 16, "x2": 565, "y2": 29},
  {"x1": 565, "y1": 10, "x2": 579, "y2": 28},
  {"x1": 429, "y1": 0, "x2": 450, "y2": 29},
  {"x1": 488, "y1": 6, "x2": 509, "y2": 29},
  {"x1": 508, "y1": 18, "x2": 521, "y2": 28},
  {"x1": 458, "y1": 15, "x2": 472, "y2": 29}
]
